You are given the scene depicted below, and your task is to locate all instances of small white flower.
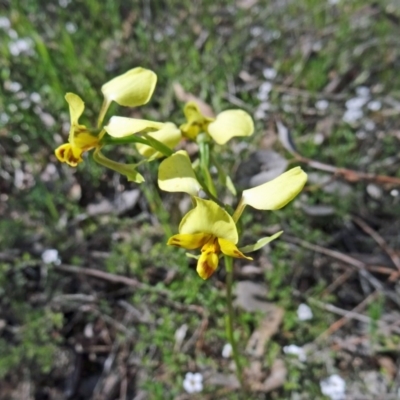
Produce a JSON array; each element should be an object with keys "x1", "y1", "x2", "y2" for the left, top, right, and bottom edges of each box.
[
  {"x1": 30, "y1": 92, "x2": 41, "y2": 103},
  {"x1": 313, "y1": 133, "x2": 324, "y2": 145},
  {"x1": 315, "y1": 99, "x2": 329, "y2": 111},
  {"x1": 342, "y1": 109, "x2": 363, "y2": 123},
  {"x1": 183, "y1": 372, "x2": 203, "y2": 393},
  {"x1": 41, "y1": 249, "x2": 61, "y2": 265},
  {"x1": 0, "y1": 16, "x2": 11, "y2": 30},
  {"x1": 257, "y1": 81, "x2": 273, "y2": 101},
  {"x1": 65, "y1": 22, "x2": 77, "y2": 34},
  {"x1": 9, "y1": 37, "x2": 34, "y2": 56},
  {"x1": 355, "y1": 86, "x2": 370, "y2": 98},
  {"x1": 345, "y1": 97, "x2": 368, "y2": 110},
  {"x1": 283, "y1": 344, "x2": 306, "y2": 362},
  {"x1": 297, "y1": 303, "x2": 313, "y2": 321},
  {"x1": 4, "y1": 81, "x2": 22, "y2": 93},
  {"x1": 262, "y1": 67, "x2": 277, "y2": 80},
  {"x1": 367, "y1": 100, "x2": 381, "y2": 111},
  {"x1": 222, "y1": 343, "x2": 233, "y2": 358},
  {"x1": 364, "y1": 120, "x2": 375, "y2": 131},
  {"x1": 390, "y1": 189, "x2": 399, "y2": 197},
  {"x1": 320, "y1": 374, "x2": 346, "y2": 400}
]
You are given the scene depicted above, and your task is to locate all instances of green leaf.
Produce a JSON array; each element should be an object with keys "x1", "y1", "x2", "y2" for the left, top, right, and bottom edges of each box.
[{"x1": 239, "y1": 231, "x2": 283, "y2": 253}]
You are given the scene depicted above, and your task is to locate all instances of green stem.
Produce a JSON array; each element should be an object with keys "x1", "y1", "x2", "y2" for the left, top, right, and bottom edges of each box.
[
  {"x1": 97, "y1": 98, "x2": 111, "y2": 128},
  {"x1": 101, "y1": 135, "x2": 172, "y2": 158},
  {"x1": 231, "y1": 197, "x2": 246, "y2": 224},
  {"x1": 224, "y1": 255, "x2": 245, "y2": 390},
  {"x1": 198, "y1": 135, "x2": 217, "y2": 197}
]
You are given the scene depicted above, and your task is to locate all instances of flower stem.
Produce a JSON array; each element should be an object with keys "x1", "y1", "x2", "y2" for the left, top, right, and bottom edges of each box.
[
  {"x1": 224, "y1": 255, "x2": 245, "y2": 390},
  {"x1": 231, "y1": 197, "x2": 246, "y2": 224},
  {"x1": 197, "y1": 134, "x2": 217, "y2": 197}
]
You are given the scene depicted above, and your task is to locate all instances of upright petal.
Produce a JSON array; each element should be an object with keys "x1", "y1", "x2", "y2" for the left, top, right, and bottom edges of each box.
[
  {"x1": 104, "y1": 116, "x2": 164, "y2": 138},
  {"x1": 136, "y1": 122, "x2": 181, "y2": 158},
  {"x1": 207, "y1": 109, "x2": 254, "y2": 145},
  {"x1": 158, "y1": 150, "x2": 201, "y2": 195},
  {"x1": 65, "y1": 93, "x2": 85, "y2": 126},
  {"x1": 242, "y1": 167, "x2": 307, "y2": 210},
  {"x1": 101, "y1": 67, "x2": 157, "y2": 107},
  {"x1": 179, "y1": 197, "x2": 238, "y2": 244}
]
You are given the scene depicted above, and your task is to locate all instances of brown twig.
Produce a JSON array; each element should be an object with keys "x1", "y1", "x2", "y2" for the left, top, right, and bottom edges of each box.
[
  {"x1": 296, "y1": 153, "x2": 400, "y2": 186},
  {"x1": 276, "y1": 120, "x2": 400, "y2": 186},
  {"x1": 352, "y1": 215, "x2": 400, "y2": 277},
  {"x1": 311, "y1": 291, "x2": 379, "y2": 341},
  {"x1": 54, "y1": 264, "x2": 170, "y2": 296},
  {"x1": 283, "y1": 235, "x2": 400, "y2": 306}
]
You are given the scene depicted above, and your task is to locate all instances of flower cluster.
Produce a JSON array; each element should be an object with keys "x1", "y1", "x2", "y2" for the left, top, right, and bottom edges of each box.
[{"x1": 55, "y1": 67, "x2": 308, "y2": 280}]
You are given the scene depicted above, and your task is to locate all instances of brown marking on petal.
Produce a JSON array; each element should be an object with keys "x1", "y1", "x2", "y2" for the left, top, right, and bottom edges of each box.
[{"x1": 199, "y1": 261, "x2": 215, "y2": 280}]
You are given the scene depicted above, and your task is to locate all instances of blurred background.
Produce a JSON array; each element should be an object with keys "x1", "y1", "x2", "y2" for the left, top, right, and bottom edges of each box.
[{"x1": 1, "y1": 0, "x2": 400, "y2": 399}]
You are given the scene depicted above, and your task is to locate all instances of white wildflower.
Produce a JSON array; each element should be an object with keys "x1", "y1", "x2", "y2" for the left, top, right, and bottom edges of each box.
[
  {"x1": 355, "y1": 86, "x2": 370, "y2": 98},
  {"x1": 320, "y1": 374, "x2": 346, "y2": 400},
  {"x1": 283, "y1": 344, "x2": 307, "y2": 362},
  {"x1": 297, "y1": 303, "x2": 313, "y2": 321},
  {"x1": 367, "y1": 100, "x2": 381, "y2": 111},
  {"x1": 262, "y1": 67, "x2": 277, "y2": 80},
  {"x1": 315, "y1": 99, "x2": 329, "y2": 111},
  {"x1": 0, "y1": 16, "x2": 11, "y2": 30},
  {"x1": 183, "y1": 372, "x2": 203, "y2": 393},
  {"x1": 345, "y1": 97, "x2": 368, "y2": 110},
  {"x1": 41, "y1": 249, "x2": 61, "y2": 265},
  {"x1": 222, "y1": 343, "x2": 233, "y2": 358},
  {"x1": 257, "y1": 81, "x2": 273, "y2": 101},
  {"x1": 342, "y1": 109, "x2": 363, "y2": 123}
]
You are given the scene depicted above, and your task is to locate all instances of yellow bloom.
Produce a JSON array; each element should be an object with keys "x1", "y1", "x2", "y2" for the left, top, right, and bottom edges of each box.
[
  {"x1": 55, "y1": 93, "x2": 99, "y2": 167},
  {"x1": 180, "y1": 101, "x2": 254, "y2": 144},
  {"x1": 55, "y1": 67, "x2": 157, "y2": 167},
  {"x1": 167, "y1": 197, "x2": 251, "y2": 280}
]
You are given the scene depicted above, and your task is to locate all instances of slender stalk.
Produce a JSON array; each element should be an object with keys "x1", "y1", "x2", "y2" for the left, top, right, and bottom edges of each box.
[
  {"x1": 224, "y1": 255, "x2": 245, "y2": 390},
  {"x1": 197, "y1": 135, "x2": 217, "y2": 197},
  {"x1": 101, "y1": 135, "x2": 172, "y2": 158},
  {"x1": 97, "y1": 98, "x2": 111, "y2": 128},
  {"x1": 231, "y1": 197, "x2": 246, "y2": 224}
]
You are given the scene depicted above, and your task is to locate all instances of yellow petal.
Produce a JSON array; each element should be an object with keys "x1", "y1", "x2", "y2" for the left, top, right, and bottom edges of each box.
[
  {"x1": 65, "y1": 93, "x2": 85, "y2": 126},
  {"x1": 242, "y1": 167, "x2": 307, "y2": 210},
  {"x1": 167, "y1": 233, "x2": 210, "y2": 250},
  {"x1": 136, "y1": 122, "x2": 181, "y2": 158},
  {"x1": 104, "y1": 116, "x2": 164, "y2": 138},
  {"x1": 158, "y1": 150, "x2": 201, "y2": 195},
  {"x1": 180, "y1": 101, "x2": 214, "y2": 140},
  {"x1": 207, "y1": 109, "x2": 254, "y2": 145},
  {"x1": 197, "y1": 237, "x2": 220, "y2": 280},
  {"x1": 73, "y1": 131, "x2": 99, "y2": 150},
  {"x1": 179, "y1": 197, "x2": 238, "y2": 244},
  {"x1": 197, "y1": 251, "x2": 219, "y2": 279},
  {"x1": 54, "y1": 143, "x2": 83, "y2": 167},
  {"x1": 101, "y1": 67, "x2": 157, "y2": 107},
  {"x1": 218, "y1": 238, "x2": 252, "y2": 260}
]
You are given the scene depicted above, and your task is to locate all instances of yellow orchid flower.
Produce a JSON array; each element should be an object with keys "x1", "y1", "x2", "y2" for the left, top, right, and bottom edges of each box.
[
  {"x1": 180, "y1": 101, "x2": 254, "y2": 144},
  {"x1": 55, "y1": 93, "x2": 99, "y2": 167},
  {"x1": 55, "y1": 67, "x2": 157, "y2": 167},
  {"x1": 167, "y1": 197, "x2": 251, "y2": 280}
]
